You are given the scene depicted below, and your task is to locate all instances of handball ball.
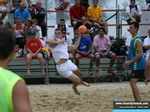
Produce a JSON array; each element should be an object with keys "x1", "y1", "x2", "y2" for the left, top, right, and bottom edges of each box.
[{"x1": 78, "y1": 25, "x2": 87, "y2": 33}]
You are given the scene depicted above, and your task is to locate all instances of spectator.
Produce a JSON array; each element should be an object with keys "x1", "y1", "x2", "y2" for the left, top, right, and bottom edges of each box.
[
  {"x1": 14, "y1": 2, "x2": 30, "y2": 23},
  {"x1": 93, "y1": 27, "x2": 116, "y2": 76},
  {"x1": 54, "y1": 19, "x2": 70, "y2": 35},
  {"x1": 29, "y1": 1, "x2": 47, "y2": 37},
  {"x1": 143, "y1": 29, "x2": 150, "y2": 61},
  {"x1": 147, "y1": 3, "x2": 150, "y2": 10},
  {"x1": 3, "y1": 21, "x2": 12, "y2": 31},
  {"x1": 125, "y1": 35, "x2": 132, "y2": 55},
  {"x1": 25, "y1": 18, "x2": 33, "y2": 39},
  {"x1": 126, "y1": 0, "x2": 142, "y2": 24},
  {"x1": 29, "y1": 18, "x2": 42, "y2": 39},
  {"x1": 80, "y1": 0, "x2": 89, "y2": 11},
  {"x1": 75, "y1": 16, "x2": 92, "y2": 35},
  {"x1": 0, "y1": 0, "x2": 8, "y2": 24},
  {"x1": 9, "y1": 0, "x2": 25, "y2": 12},
  {"x1": 122, "y1": 22, "x2": 146, "y2": 101},
  {"x1": 74, "y1": 32, "x2": 94, "y2": 75},
  {"x1": 70, "y1": 0, "x2": 86, "y2": 27},
  {"x1": 55, "y1": 0, "x2": 70, "y2": 10},
  {"x1": 87, "y1": 0, "x2": 108, "y2": 34},
  {"x1": 12, "y1": 16, "x2": 26, "y2": 57},
  {"x1": 26, "y1": 30, "x2": 45, "y2": 75},
  {"x1": 0, "y1": 27, "x2": 32, "y2": 112}
]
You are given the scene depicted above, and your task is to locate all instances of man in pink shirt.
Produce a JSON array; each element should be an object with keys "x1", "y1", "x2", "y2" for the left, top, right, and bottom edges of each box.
[{"x1": 93, "y1": 28, "x2": 116, "y2": 76}]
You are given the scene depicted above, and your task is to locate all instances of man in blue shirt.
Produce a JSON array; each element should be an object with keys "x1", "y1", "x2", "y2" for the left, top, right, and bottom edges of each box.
[
  {"x1": 123, "y1": 22, "x2": 146, "y2": 101},
  {"x1": 14, "y1": 2, "x2": 30, "y2": 23},
  {"x1": 74, "y1": 33, "x2": 94, "y2": 75}
]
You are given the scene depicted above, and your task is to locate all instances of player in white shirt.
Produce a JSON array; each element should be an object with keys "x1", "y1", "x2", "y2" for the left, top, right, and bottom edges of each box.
[{"x1": 46, "y1": 29, "x2": 90, "y2": 95}]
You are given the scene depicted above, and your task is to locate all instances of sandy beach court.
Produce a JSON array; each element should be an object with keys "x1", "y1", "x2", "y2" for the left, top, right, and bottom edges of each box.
[{"x1": 28, "y1": 82, "x2": 150, "y2": 112}]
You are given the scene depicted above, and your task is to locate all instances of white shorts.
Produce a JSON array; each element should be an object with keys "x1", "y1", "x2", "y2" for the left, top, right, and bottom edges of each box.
[{"x1": 56, "y1": 60, "x2": 77, "y2": 78}]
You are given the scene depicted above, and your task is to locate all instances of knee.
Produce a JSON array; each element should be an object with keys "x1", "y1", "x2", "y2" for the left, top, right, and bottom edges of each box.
[
  {"x1": 76, "y1": 78, "x2": 81, "y2": 84},
  {"x1": 130, "y1": 81, "x2": 136, "y2": 87},
  {"x1": 111, "y1": 54, "x2": 116, "y2": 58},
  {"x1": 95, "y1": 56, "x2": 100, "y2": 60},
  {"x1": 75, "y1": 55, "x2": 80, "y2": 60}
]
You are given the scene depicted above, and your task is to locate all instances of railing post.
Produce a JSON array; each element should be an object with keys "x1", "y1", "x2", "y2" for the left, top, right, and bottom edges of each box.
[{"x1": 44, "y1": 52, "x2": 50, "y2": 84}]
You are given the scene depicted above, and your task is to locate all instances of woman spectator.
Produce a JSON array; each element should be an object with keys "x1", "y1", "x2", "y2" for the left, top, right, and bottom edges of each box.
[
  {"x1": 3, "y1": 21, "x2": 12, "y2": 31},
  {"x1": 26, "y1": 30, "x2": 45, "y2": 75},
  {"x1": 25, "y1": 18, "x2": 33, "y2": 39},
  {"x1": 12, "y1": 17, "x2": 25, "y2": 57}
]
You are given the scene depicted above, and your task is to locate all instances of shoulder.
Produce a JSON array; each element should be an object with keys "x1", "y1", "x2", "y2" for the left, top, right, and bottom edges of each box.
[
  {"x1": 104, "y1": 34, "x2": 110, "y2": 39},
  {"x1": 97, "y1": 6, "x2": 102, "y2": 9},
  {"x1": 93, "y1": 35, "x2": 99, "y2": 40},
  {"x1": 81, "y1": 5, "x2": 86, "y2": 10},
  {"x1": 136, "y1": 5, "x2": 141, "y2": 9},
  {"x1": 70, "y1": 5, "x2": 75, "y2": 10},
  {"x1": 1, "y1": 68, "x2": 22, "y2": 82},
  {"x1": 88, "y1": 5, "x2": 93, "y2": 9}
]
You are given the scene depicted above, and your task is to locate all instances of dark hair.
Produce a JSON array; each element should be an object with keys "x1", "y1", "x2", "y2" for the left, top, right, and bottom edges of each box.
[
  {"x1": 130, "y1": 22, "x2": 139, "y2": 31},
  {"x1": 55, "y1": 29, "x2": 64, "y2": 34},
  {"x1": 0, "y1": 27, "x2": 15, "y2": 60},
  {"x1": 93, "y1": 0, "x2": 98, "y2": 2},
  {"x1": 60, "y1": 19, "x2": 65, "y2": 22},
  {"x1": 99, "y1": 27, "x2": 105, "y2": 33},
  {"x1": 130, "y1": 0, "x2": 135, "y2": 2}
]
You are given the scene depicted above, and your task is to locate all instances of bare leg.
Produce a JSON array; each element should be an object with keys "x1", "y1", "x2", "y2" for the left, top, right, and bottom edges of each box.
[
  {"x1": 73, "y1": 69, "x2": 90, "y2": 87},
  {"x1": 36, "y1": 53, "x2": 45, "y2": 75},
  {"x1": 130, "y1": 78, "x2": 141, "y2": 101},
  {"x1": 68, "y1": 73, "x2": 81, "y2": 95},
  {"x1": 109, "y1": 53, "x2": 116, "y2": 70},
  {"x1": 95, "y1": 55, "x2": 100, "y2": 76},
  {"x1": 75, "y1": 53, "x2": 81, "y2": 68},
  {"x1": 88, "y1": 53, "x2": 94, "y2": 72},
  {"x1": 26, "y1": 53, "x2": 32, "y2": 75}
]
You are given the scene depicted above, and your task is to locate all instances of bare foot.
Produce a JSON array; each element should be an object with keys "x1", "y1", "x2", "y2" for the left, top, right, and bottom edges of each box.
[
  {"x1": 27, "y1": 71, "x2": 30, "y2": 75},
  {"x1": 72, "y1": 86, "x2": 80, "y2": 95},
  {"x1": 42, "y1": 71, "x2": 45, "y2": 75},
  {"x1": 94, "y1": 69, "x2": 100, "y2": 77},
  {"x1": 82, "y1": 81, "x2": 90, "y2": 87}
]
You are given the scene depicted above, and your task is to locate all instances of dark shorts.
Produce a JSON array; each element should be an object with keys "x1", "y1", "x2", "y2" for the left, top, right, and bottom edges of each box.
[{"x1": 131, "y1": 69, "x2": 145, "y2": 79}]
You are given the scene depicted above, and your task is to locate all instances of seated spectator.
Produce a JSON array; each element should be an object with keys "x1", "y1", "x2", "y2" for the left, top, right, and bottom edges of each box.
[
  {"x1": 55, "y1": 0, "x2": 70, "y2": 10},
  {"x1": 26, "y1": 31, "x2": 45, "y2": 75},
  {"x1": 25, "y1": 18, "x2": 33, "y2": 39},
  {"x1": 70, "y1": 0, "x2": 86, "y2": 27},
  {"x1": 0, "y1": 0, "x2": 8, "y2": 24},
  {"x1": 93, "y1": 28, "x2": 116, "y2": 76},
  {"x1": 147, "y1": 3, "x2": 150, "y2": 10},
  {"x1": 80, "y1": 0, "x2": 89, "y2": 11},
  {"x1": 74, "y1": 31, "x2": 94, "y2": 75},
  {"x1": 14, "y1": 2, "x2": 30, "y2": 23},
  {"x1": 87, "y1": 0, "x2": 108, "y2": 34},
  {"x1": 126, "y1": 0, "x2": 142, "y2": 24},
  {"x1": 29, "y1": 1, "x2": 47, "y2": 37},
  {"x1": 125, "y1": 35, "x2": 132, "y2": 55},
  {"x1": 54, "y1": 19, "x2": 70, "y2": 35},
  {"x1": 3, "y1": 21, "x2": 12, "y2": 31},
  {"x1": 9, "y1": 0, "x2": 25, "y2": 12},
  {"x1": 12, "y1": 17, "x2": 25, "y2": 57},
  {"x1": 75, "y1": 16, "x2": 92, "y2": 36},
  {"x1": 30, "y1": 18, "x2": 42, "y2": 39},
  {"x1": 143, "y1": 29, "x2": 150, "y2": 61}
]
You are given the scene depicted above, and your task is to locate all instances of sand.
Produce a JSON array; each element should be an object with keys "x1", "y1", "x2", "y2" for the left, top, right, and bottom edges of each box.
[{"x1": 28, "y1": 82, "x2": 150, "y2": 112}]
